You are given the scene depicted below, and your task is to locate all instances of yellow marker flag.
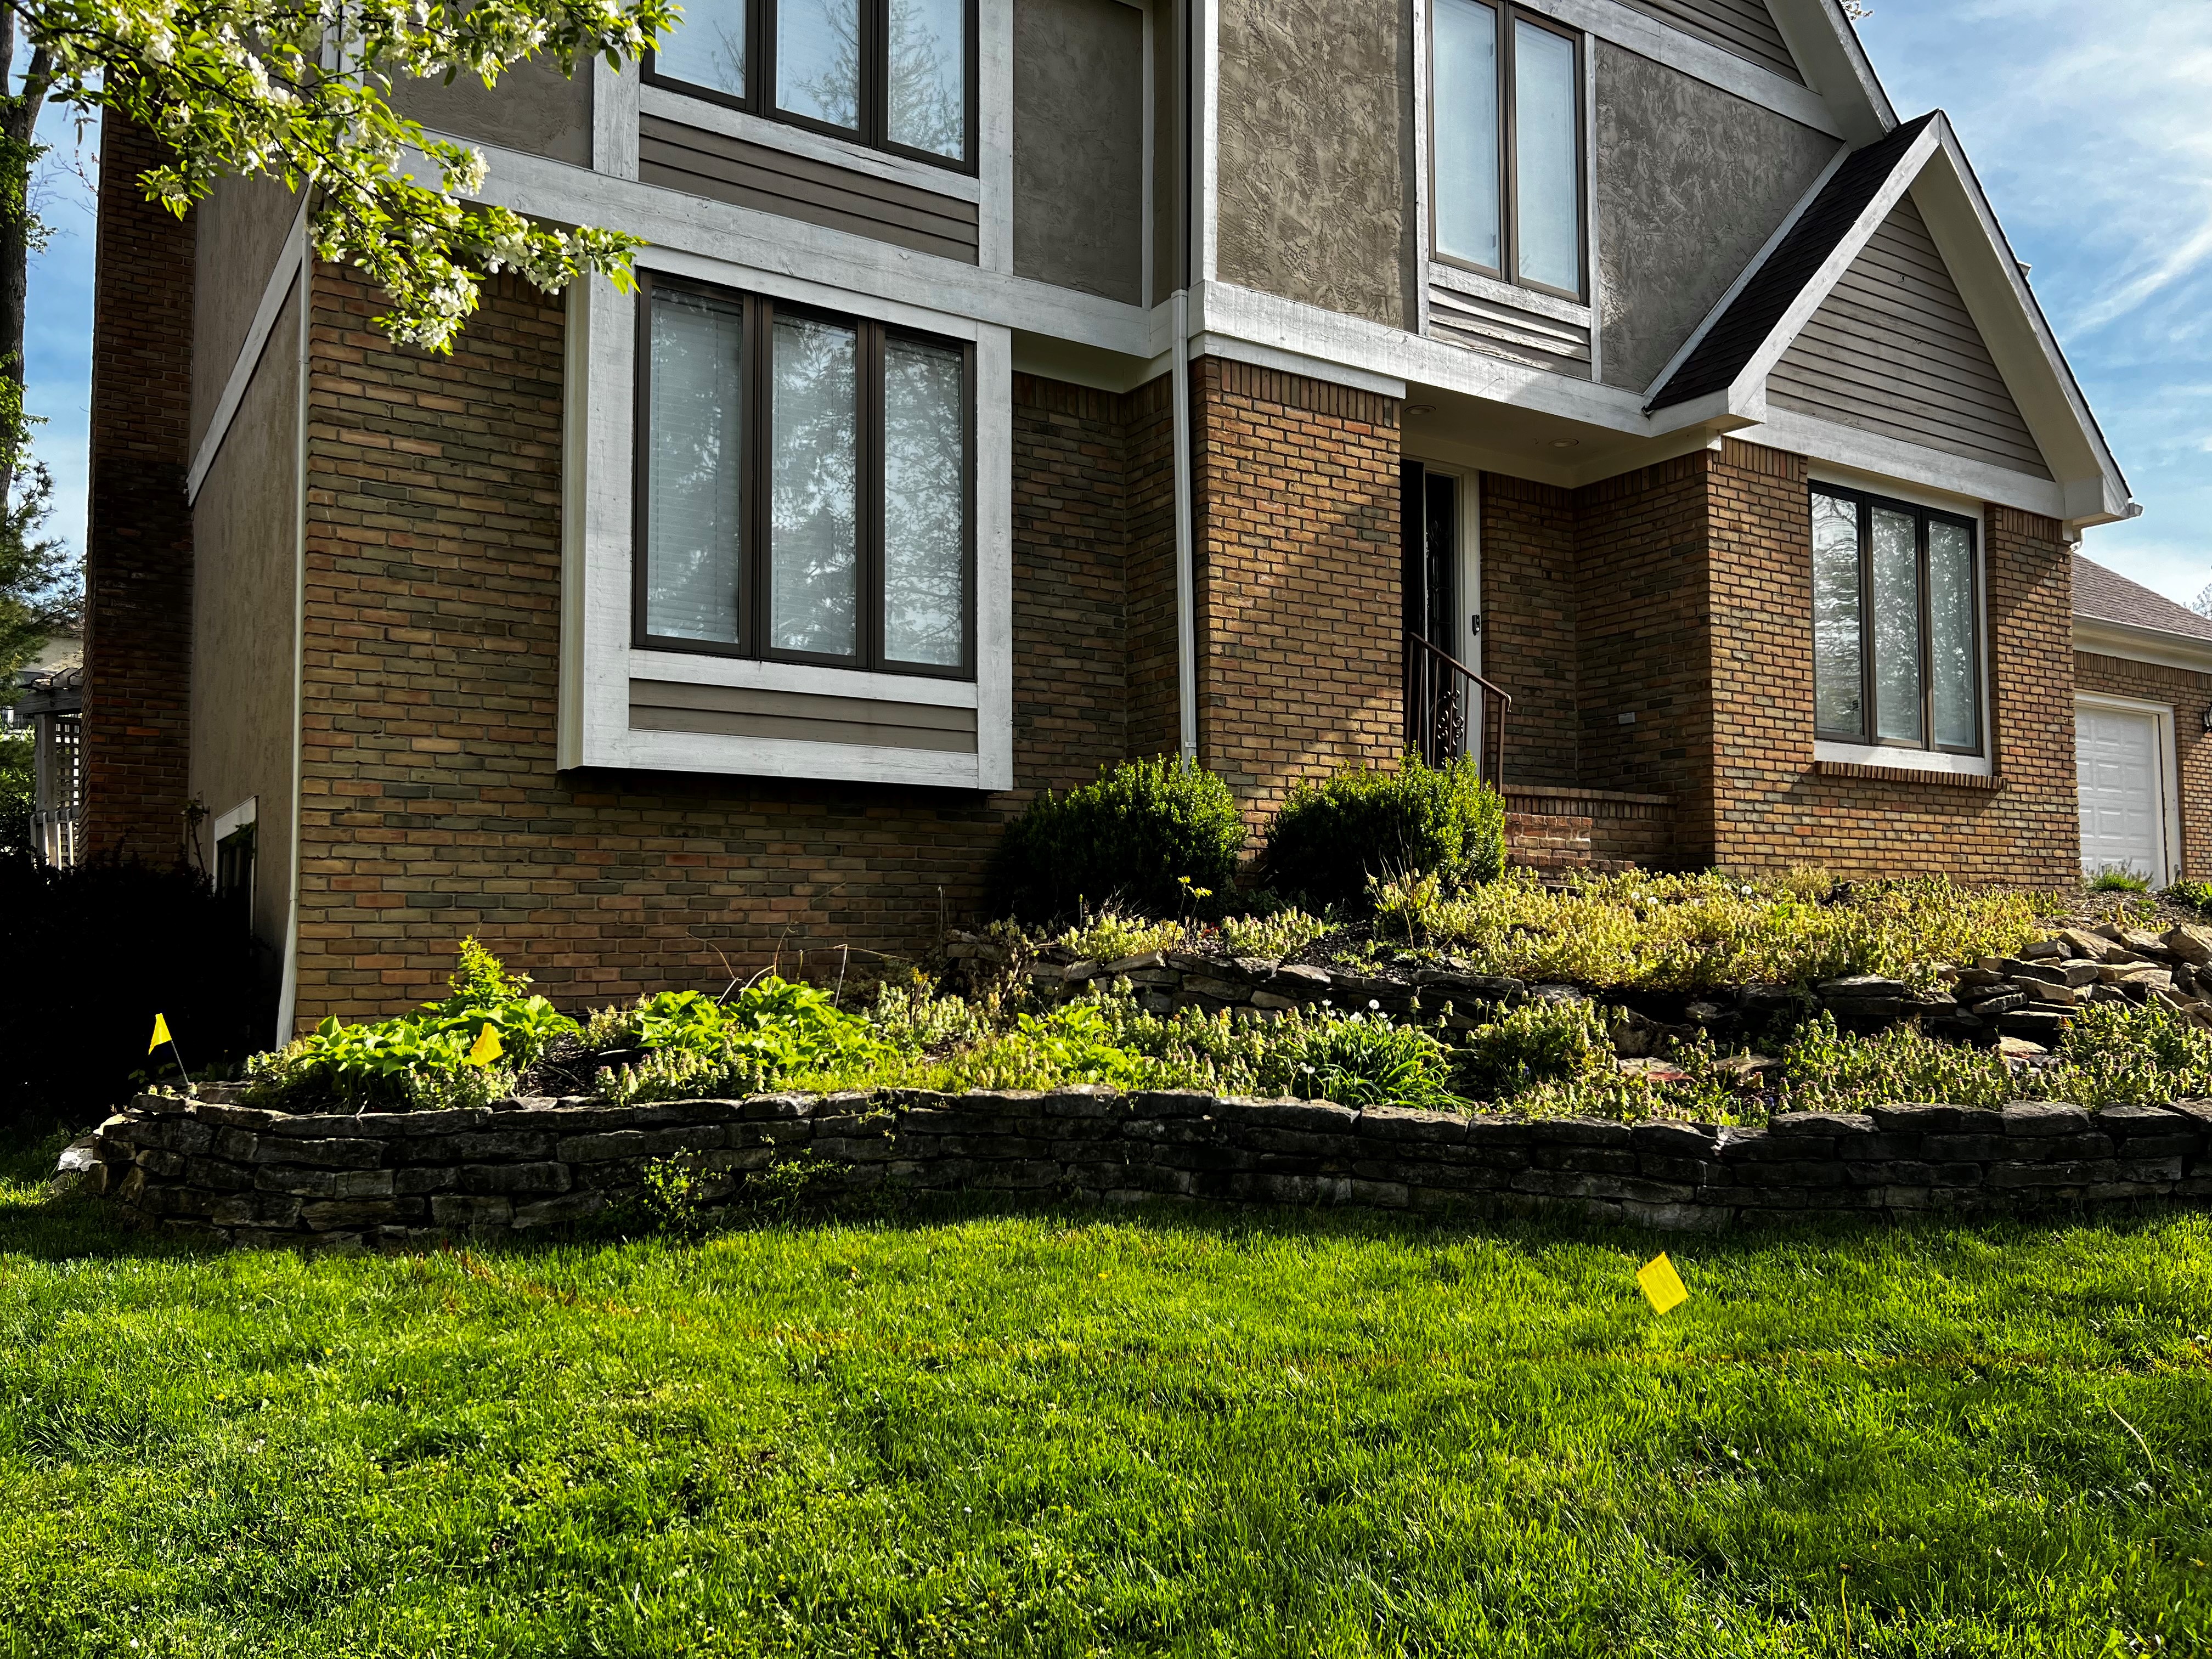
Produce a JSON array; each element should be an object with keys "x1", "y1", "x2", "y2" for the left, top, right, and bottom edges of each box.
[
  {"x1": 466, "y1": 1023, "x2": 503, "y2": 1067},
  {"x1": 148, "y1": 1013, "x2": 172, "y2": 1056},
  {"x1": 1638, "y1": 1252, "x2": 1689, "y2": 1315}
]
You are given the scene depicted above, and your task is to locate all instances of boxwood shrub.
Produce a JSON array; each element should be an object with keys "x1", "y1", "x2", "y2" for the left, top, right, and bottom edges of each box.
[
  {"x1": 990, "y1": 757, "x2": 1246, "y2": 925},
  {"x1": 1256, "y1": 754, "x2": 1505, "y2": 912}
]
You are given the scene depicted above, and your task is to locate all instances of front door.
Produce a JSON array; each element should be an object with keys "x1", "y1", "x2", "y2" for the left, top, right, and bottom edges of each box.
[
  {"x1": 1401, "y1": 462, "x2": 1468, "y2": 764},
  {"x1": 2076, "y1": 702, "x2": 2167, "y2": 881}
]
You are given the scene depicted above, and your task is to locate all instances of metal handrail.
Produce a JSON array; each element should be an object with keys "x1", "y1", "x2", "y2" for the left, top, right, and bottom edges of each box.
[{"x1": 1404, "y1": 630, "x2": 1511, "y2": 785}]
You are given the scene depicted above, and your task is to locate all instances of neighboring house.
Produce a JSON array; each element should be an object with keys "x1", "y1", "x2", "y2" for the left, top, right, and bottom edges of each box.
[
  {"x1": 81, "y1": 0, "x2": 2141, "y2": 1037},
  {"x1": 2071, "y1": 556, "x2": 2212, "y2": 887},
  {"x1": 5, "y1": 633, "x2": 83, "y2": 867}
]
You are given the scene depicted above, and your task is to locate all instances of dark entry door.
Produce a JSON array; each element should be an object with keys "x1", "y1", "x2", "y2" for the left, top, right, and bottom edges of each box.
[{"x1": 1401, "y1": 462, "x2": 1465, "y2": 763}]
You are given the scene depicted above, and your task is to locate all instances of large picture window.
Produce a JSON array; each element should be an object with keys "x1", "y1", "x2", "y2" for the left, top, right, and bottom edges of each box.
[
  {"x1": 1430, "y1": 0, "x2": 1584, "y2": 300},
  {"x1": 1811, "y1": 485, "x2": 1982, "y2": 754},
  {"x1": 635, "y1": 276, "x2": 973, "y2": 676},
  {"x1": 646, "y1": 0, "x2": 975, "y2": 170}
]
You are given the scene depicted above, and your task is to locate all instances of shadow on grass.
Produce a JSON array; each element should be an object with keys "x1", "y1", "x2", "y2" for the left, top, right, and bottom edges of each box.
[{"x1": 1, "y1": 1170, "x2": 2195, "y2": 1272}]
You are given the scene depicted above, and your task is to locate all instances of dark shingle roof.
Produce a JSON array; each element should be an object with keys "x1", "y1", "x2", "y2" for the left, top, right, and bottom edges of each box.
[
  {"x1": 2073, "y1": 554, "x2": 2212, "y2": 644},
  {"x1": 1646, "y1": 114, "x2": 1938, "y2": 411}
]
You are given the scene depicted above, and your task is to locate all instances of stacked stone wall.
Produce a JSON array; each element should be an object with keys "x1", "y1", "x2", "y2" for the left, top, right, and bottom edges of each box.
[{"x1": 79, "y1": 1085, "x2": 2212, "y2": 1249}]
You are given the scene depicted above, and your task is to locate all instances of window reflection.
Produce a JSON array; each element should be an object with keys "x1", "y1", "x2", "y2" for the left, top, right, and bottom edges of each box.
[
  {"x1": 889, "y1": 0, "x2": 964, "y2": 158},
  {"x1": 882, "y1": 337, "x2": 966, "y2": 665},
  {"x1": 655, "y1": 0, "x2": 747, "y2": 99},
  {"x1": 646, "y1": 290, "x2": 746, "y2": 644},
  {"x1": 777, "y1": 0, "x2": 861, "y2": 130},
  {"x1": 770, "y1": 314, "x2": 860, "y2": 657}
]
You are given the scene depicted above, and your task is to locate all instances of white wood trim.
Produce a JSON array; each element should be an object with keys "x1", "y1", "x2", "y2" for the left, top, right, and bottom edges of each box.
[
  {"x1": 439, "y1": 142, "x2": 1153, "y2": 354},
  {"x1": 623, "y1": 727, "x2": 1000, "y2": 787},
  {"x1": 186, "y1": 198, "x2": 310, "y2": 504},
  {"x1": 1764, "y1": 0, "x2": 1894, "y2": 144},
  {"x1": 212, "y1": 795, "x2": 257, "y2": 841},
  {"x1": 1814, "y1": 742, "x2": 1993, "y2": 778},
  {"x1": 592, "y1": 58, "x2": 641, "y2": 178},
  {"x1": 1525, "y1": 0, "x2": 1843, "y2": 136},
  {"x1": 1766, "y1": 408, "x2": 2065, "y2": 520},
  {"x1": 1410, "y1": 0, "x2": 1432, "y2": 345},
  {"x1": 636, "y1": 83, "x2": 984, "y2": 202},
  {"x1": 2074, "y1": 690, "x2": 2183, "y2": 887},
  {"x1": 1193, "y1": 279, "x2": 1653, "y2": 432},
  {"x1": 1187, "y1": 330, "x2": 1407, "y2": 398},
  {"x1": 561, "y1": 267, "x2": 1013, "y2": 789},
  {"x1": 274, "y1": 258, "x2": 311, "y2": 1045},
  {"x1": 977, "y1": 0, "x2": 1015, "y2": 272},
  {"x1": 1427, "y1": 261, "x2": 1594, "y2": 328},
  {"x1": 1196, "y1": 0, "x2": 1219, "y2": 284},
  {"x1": 2073, "y1": 617, "x2": 2212, "y2": 677}
]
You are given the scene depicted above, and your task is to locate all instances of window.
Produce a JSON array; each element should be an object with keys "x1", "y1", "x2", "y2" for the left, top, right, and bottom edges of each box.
[
  {"x1": 646, "y1": 0, "x2": 975, "y2": 170},
  {"x1": 1811, "y1": 486, "x2": 1982, "y2": 754},
  {"x1": 1430, "y1": 0, "x2": 1583, "y2": 300},
  {"x1": 635, "y1": 275, "x2": 973, "y2": 676}
]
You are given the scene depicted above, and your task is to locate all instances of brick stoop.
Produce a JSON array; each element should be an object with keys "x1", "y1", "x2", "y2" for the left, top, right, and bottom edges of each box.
[{"x1": 1504, "y1": 787, "x2": 1674, "y2": 872}]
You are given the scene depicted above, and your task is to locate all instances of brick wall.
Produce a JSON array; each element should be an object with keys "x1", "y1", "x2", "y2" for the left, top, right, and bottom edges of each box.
[
  {"x1": 1477, "y1": 473, "x2": 1579, "y2": 789},
  {"x1": 1189, "y1": 357, "x2": 1402, "y2": 821},
  {"x1": 1572, "y1": 452, "x2": 1713, "y2": 834},
  {"x1": 1124, "y1": 374, "x2": 1182, "y2": 764},
  {"x1": 2075, "y1": 649, "x2": 2212, "y2": 881},
  {"x1": 290, "y1": 270, "x2": 1139, "y2": 1025},
  {"x1": 82, "y1": 116, "x2": 197, "y2": 863},
  {"x1": 1702, "y1": 450, "x2": 2078, "y2": 883}
]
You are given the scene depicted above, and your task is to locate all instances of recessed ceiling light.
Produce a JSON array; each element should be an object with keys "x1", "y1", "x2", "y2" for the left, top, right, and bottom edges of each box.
[
  {"x1": 1404, "y1": 402, "x2": 1436, "y2": 416},
  {"x1": 1550, "y1": 438, "x2": 1581, "y2": 448}
]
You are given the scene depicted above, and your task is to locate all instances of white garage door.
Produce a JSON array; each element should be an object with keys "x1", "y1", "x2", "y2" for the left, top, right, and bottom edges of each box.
[{"x1": 2076, "y1": 704, "x2": 2166, "y2": 881}]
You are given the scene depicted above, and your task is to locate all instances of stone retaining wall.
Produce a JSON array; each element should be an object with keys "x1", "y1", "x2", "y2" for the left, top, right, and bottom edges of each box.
[{"x1": 71, "y1": 1085, "x2": 2212, "y2": 1250}]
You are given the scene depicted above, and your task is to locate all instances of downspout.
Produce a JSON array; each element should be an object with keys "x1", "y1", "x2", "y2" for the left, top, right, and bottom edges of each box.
[
  {"x1": 1170, "y1": 287, "x2": 1197, "y2": 763},
  {"x1": 273, "y1": 248, "x2": 309, "y2": 1046},
  {"x1": 1169, "y1": 0, "x2": 1198, "y2": 764}
]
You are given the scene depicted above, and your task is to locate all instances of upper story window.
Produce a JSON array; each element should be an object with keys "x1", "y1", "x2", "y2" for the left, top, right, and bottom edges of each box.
[
  {"x1": 636, "y1": 275, "x2": 973, "y2": 677},
  {"x1": 1431, "y1": 0, "x2": 1583, "y2": 300},
  {"x1": 1811, "y1": 485, "x2": 1982, "y2": 755},
  {"x1": 647, "y1": 0, "x2": 975, "y2": 170}
]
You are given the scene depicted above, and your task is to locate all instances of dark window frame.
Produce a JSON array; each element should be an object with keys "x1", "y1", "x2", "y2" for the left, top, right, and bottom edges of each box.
[
  {"x1": 1426, "y1": 0, "x2": 1587, "y2": 304},
  {"x1": 630, "y1": 271, "x2": 978, "y2": 680},
  {"x1": 642, "y1": 0, "x2": 980, "y2": 176},
  {"x1": 1810, "y1": 483, "x2": 1984, "y2": 757}
]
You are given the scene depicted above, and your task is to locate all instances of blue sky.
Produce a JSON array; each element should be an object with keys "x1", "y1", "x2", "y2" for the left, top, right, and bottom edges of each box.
[{"x1": 18, "y1": 1, "x2": 2212, "y2": 604}]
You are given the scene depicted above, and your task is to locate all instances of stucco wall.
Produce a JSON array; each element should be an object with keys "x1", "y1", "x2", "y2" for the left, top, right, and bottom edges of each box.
[
  {"x1": 1013, "y1": 0, "x2": 1145, "y2": 304},
  {"x1": 191, "y1": 172, "x2": 300, "y2": 459},
  {"x1": 393, "y1": 57, "x2": 592, "y2": 167},
  {"x1": 1216, "y1": 0, "x2": 1412, "y2": 329},
  {"x1": 1593, "y1": 43, "x2": 1836, "y2": 392},
  {"x1": 190, "y1": 281, "x2": 301, "y2": 1028}
]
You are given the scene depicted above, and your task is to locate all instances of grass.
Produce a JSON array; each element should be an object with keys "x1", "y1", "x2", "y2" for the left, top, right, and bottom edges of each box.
[{"x1": 6, "y1": 1162, "x2": 2212, "y2": 1656}]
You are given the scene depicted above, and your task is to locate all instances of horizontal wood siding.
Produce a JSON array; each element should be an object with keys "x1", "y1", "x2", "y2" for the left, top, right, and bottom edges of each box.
[
  {"x1": 638, "y1": 115, "x2": 981, "y2": 264},
  {"x1": 1427, "y1": 284, "x2": 1592, "y2": 376},
  {"x1": 1769, "y1": 193, "x2": 2052, "y2": 480},
  {"x1": 1617, "y1": 0, "x2": 1801, "y2": 82},
  {"x1": 629, "y1": 679, "x2": 981, "y2": 752}
]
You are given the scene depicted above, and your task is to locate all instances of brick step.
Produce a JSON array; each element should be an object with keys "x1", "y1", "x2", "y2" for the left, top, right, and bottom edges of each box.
[{"x1": 1505, "y1": 810, "x2": 1643, "y2": 877}]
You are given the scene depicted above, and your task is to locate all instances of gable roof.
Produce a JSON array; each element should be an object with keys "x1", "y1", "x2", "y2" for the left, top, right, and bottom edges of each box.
[
  {"x1": 2073, "y1": 555, "x2": 2212, "y2": 646},
  {"x1": 1639, "y1": 111, "x2": 2135, "y2": 531},
  {"x1": 1646, "y1": 115, "x2": 1935, "y2": 413}
]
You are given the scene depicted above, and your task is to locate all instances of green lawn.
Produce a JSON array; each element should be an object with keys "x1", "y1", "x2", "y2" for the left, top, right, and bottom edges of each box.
[{"x1": 4, "y1": 1168, "x2": 2210, "y2": 1657}]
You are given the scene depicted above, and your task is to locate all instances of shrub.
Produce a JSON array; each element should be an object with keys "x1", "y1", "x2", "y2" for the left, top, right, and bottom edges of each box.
[
  {"x1": 1256, "y1": 754, "x2": 1504, "y2": 913},
  {"x1": 2089, "y1": 866, "x2": 2151, "y2": 893},
  {"x1": 989, "y1": 757, "x2": 1246, "y2": 926},
  {"x1": 1450, "y1": 998, "x2": 1609, "y2": 1100},
  {"x1": 244, "y1": 939, "x2": 577, "y2": 1114},
  {"x1": 594, "y1": 978, "x2": 888, "y2": 1104},
  {"x1": 0, "y1": 852, "x2": 261, "y2": 1142},
  {"x1": 2165, "y1": 880, "x2": 2212, "y2": 916}
]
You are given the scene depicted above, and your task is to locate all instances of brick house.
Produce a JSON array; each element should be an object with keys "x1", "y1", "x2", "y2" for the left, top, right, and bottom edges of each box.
[{"x1": 83, "y1": 0, "x2": 2142, "y2": 1037}]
